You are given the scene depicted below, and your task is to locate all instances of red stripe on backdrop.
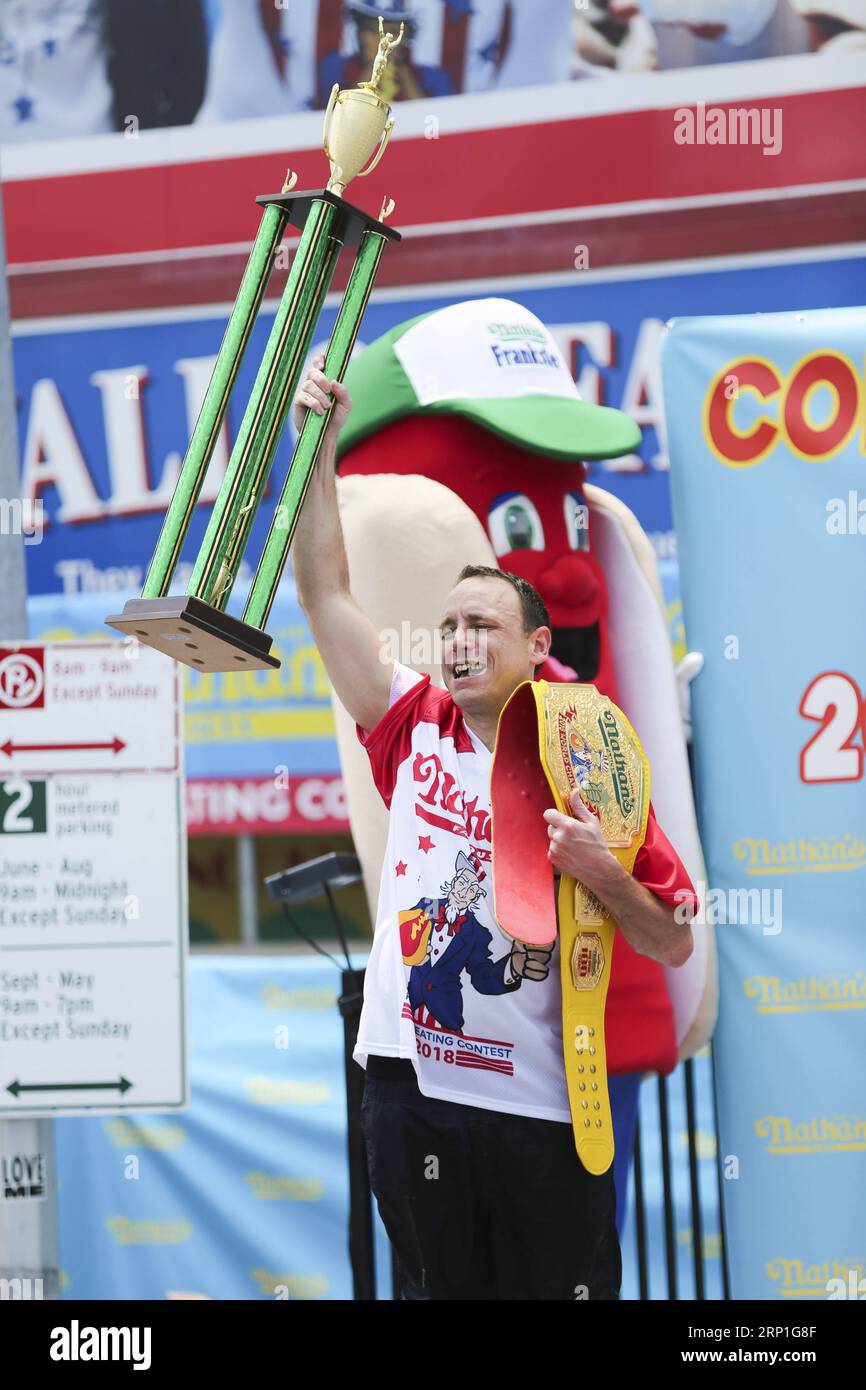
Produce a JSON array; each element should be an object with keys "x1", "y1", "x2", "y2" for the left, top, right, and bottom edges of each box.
[
  {"x1": 9, "y1": 190, "x2": 866, "y2": 321},
  {"x1": 186, "y1": 775, "x2": 348, "y2": 837},
  {"x1": 4, "y1": 87, "x2": 865, "y2": 267}
]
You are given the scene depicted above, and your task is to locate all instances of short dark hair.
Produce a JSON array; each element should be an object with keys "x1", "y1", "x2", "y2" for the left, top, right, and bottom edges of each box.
[{"x1": 455, "y1": 565, "x2": 550, "y2": 634}]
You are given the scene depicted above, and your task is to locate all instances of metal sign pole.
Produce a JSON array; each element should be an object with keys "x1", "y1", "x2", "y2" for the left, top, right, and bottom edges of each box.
[{"x1": 0, "y1": 172, "x2": 60, "y2": 1301}]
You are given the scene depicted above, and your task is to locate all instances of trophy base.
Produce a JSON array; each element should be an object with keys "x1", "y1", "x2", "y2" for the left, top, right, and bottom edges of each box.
[
  {"x1": 257, "y1": 188, "x2": 401, "y2": 247},
  {"x1": 105, "y1": 596, "x2": 280, "y2": 672}
]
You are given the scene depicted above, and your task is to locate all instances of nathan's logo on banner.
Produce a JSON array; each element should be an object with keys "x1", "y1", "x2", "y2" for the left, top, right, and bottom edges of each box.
[
  {"x1": 703, "y1": 350, "x2": 864, "y2": 468},
  {"x1": 755, "y1": 1114, "x2": 866, "y2": 1154},
  {"x1": 766, "y1": 1257, "x2": 866, "y2": 1299},
  {"x1": 105, "y1": 1217, "x2": 192, "y2": 1245},
  {"x1": 244, "y1": 1077, "x2": 329, "y2": 1106},
  {"x1": 244, "y1": 1172, "x2": 324, "y2": 1201},
  {"x1": 732, "y1": 832, "x2": 865, "y2": 874},
  {"x1": 744, "y1": 972, "x2": 866, "y2": 1013},
  {"x1": 258, "y1": 986, "x2": 335, "y2": 1012},
  {"x1": 103, "y1": 1120, "x2": 186, "y2": 1150}
]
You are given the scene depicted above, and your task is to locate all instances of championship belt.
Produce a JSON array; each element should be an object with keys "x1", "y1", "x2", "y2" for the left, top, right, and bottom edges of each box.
[{"x1": 490, "y1": 680, "x2": 650, "y2": 1176}]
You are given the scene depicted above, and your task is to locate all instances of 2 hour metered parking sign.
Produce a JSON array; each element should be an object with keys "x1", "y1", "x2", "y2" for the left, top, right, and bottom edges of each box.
[{"x1": 0, "y1": 641, "x2": 187, "y2": 1115}]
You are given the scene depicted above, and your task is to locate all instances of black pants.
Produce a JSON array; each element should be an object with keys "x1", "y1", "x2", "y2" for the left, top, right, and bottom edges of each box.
[{"x1": 361, "y1": 1056, "x2": 622, "y2": 1301}]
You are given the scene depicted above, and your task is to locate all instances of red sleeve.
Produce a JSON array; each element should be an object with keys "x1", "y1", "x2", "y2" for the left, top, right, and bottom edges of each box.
[
  {"x1": 633, "y1": 803, "x2": 698, "y2": 917},
  {"x1": 356, "y1": 672, "x2": 434, "y2": 809}
]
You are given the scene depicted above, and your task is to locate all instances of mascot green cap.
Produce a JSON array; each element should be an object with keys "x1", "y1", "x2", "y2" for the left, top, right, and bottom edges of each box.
[{"x1": 338, "y1": 296, "x2": 641, "y2": 462}]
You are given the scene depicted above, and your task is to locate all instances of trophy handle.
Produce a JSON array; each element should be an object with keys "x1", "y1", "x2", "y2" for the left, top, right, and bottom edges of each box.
[
  {"x1": 322, "y1": 83, "x2": 340, "y2": 162},
  {"x1": 356, "y1": 114, "x2": 394, "y2": 180}
]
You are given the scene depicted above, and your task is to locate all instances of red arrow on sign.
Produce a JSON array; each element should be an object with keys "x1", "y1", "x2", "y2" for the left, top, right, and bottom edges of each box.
[{"x1": 0, "y1": 737, "x2": 127, "y2": 757}]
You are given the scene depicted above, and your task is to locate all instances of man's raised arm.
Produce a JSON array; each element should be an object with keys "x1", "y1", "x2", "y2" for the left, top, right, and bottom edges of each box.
[{"x1": 290, "y1": 356, "x2": 393, "y2": 732}]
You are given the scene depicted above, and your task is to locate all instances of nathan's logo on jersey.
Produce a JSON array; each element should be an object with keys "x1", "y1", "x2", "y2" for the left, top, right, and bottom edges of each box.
[
  {"x1": 412, "y1": 750, "x2": 491, "y2": 842},
  {"x1": 597, "y1": 709, "x2": 636, "y2": 818}
]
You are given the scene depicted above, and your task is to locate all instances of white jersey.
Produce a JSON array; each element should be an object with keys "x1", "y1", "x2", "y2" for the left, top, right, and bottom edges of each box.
[
  {"x1": 353, "y1": 661, "x2": 694, "y2": 1121},
  {"x1": 0, "y1": 0, "x2": 112, "y2": 143}
]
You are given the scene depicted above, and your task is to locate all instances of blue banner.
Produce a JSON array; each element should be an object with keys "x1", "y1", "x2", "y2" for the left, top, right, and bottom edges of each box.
[
  {"x1": 664, "y1": 304, "x2": 866, "y2": 1301},
  {"x1": 14, "y1": 253, "x2": 864, "y2": 596}
]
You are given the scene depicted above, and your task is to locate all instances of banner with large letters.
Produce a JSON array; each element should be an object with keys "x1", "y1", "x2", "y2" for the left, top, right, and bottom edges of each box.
[
  {"x1": 12, "y1": 253, "x2": 866, "y2": 599},
  {"x1": 664, "y1": 305, "x2": 866, "y2": 1301}
]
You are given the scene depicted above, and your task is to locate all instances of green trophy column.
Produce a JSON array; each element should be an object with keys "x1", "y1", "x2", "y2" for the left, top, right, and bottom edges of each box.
[
  {"x1": 105, "y1": 18, "x2": 405, "y2": 675},
  {"x1": 243, "y1": 227, "x2": 388, "y2": 631},
  {"x1": 188, "y1": 198, "x2": 342, "y2": 609},
  {"x1": 141, "y1": 201, "x2": 288, "y2": 599}
]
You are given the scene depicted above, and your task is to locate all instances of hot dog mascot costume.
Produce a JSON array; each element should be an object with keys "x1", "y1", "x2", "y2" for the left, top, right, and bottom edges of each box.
[{"x1": 328, "y1": 298, "x2": 716, "y2": 1201}]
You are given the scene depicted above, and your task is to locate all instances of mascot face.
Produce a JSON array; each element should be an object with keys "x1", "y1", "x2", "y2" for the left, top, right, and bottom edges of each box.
[{"x1": 339, "y1": 412, "x2": 618, "y2": 699}]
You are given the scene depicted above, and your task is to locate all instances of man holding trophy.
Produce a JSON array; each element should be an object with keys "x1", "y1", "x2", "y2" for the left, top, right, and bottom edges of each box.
[{"x1": 108, "y1": 13, "x2": 697, "y2": 1300}]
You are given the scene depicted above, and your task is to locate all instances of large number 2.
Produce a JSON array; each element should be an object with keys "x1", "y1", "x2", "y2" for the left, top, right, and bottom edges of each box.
[
  {"x1": 799, "y1": 672, "x2": 864, "y2": 784},
  {"x1": 1, "y1": 778, "x2": 36, "y2": 832}
]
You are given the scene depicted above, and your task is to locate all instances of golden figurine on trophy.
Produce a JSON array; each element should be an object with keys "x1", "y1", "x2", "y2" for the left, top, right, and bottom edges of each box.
[{"x1": 324, "y1": 17, "x2": 404, "y2": 194}]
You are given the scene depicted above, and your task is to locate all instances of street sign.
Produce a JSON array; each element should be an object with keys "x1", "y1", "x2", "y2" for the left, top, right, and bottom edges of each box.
[{"x1": 0, "y1": 641, "x2": 187, "y2": 1116}]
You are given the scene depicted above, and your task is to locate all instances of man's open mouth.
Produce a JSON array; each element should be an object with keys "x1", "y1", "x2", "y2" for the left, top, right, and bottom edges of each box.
[{"x1": 452, "y1": 661, "x2": 487, "y2": 680}]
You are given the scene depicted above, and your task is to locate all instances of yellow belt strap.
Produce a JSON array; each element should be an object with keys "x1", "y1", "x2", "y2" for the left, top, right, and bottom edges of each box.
[{"x1": 491, "y1": 680, "x2": 650, "y2": 1176}]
